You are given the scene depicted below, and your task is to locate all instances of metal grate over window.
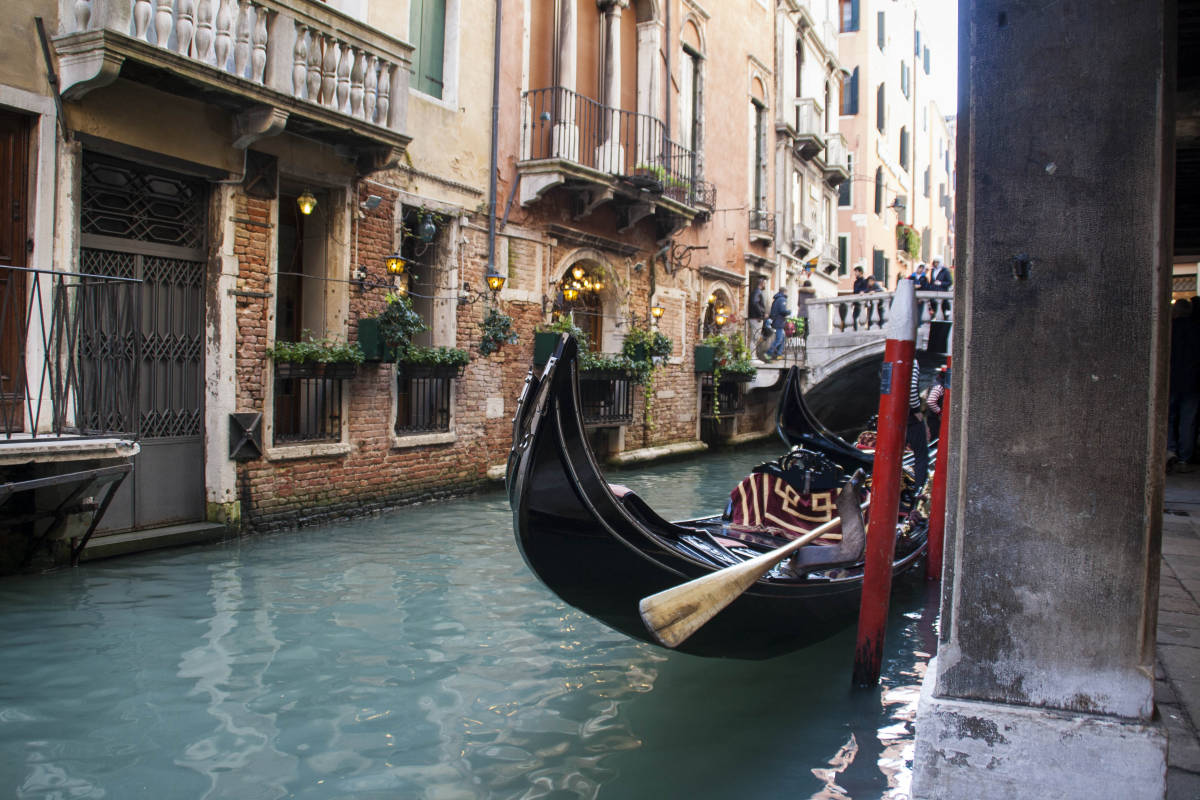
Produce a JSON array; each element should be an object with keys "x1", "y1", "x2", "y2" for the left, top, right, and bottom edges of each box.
[
  {"x1": 396, "y1": 374, "x2": 453, "y2": 434},
  {"x1": 81, "y1": 155, "x2": 207, "y2": 249}
]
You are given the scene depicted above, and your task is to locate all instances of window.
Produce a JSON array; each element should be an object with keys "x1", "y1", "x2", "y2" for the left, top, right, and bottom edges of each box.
[
  {"x1": 876, "y1": 83, "x2": 886, "y2": 132},
  {"x1": 915, "y1": 29, "x2": 921, "y2": 56},
  {"x1": 822, "y1": 195, "x2": 832, "y2": 240},
  {"x1": 840, "y1": 0, "x2": 859, "y2": 32},
  {"x1": 792, "y1": 170, "x2": 803, "y2": 228},
  {"x1": 680, "y1": 46, "x2": 702, "y2": 152},
  {"x1": 872, "y1": 248, "x2": 887, "y2": 282},
  {"x1": 901, "y1": 62, "x2": 909, "y2": 98},
  {"x1": 874, "y1": 167, "x2": 883, "y2": 215},
  {"x1": 838, "y1": 234, "x2": 849, "y2": 276},
  {"x1": 838, "y1": 153, "x2": 853, "y2": 206},
  {"x1": 396, "y1": 373, "x2": 454, "y2": 433},
  {"x1": 840, "y1": 67, "x2": 859, "y2": 115},
  {"x1": 752, "y1": 99, "x2": 767, "y2": 213},
  {"x1": 899, "y1": 127, "x2": 910, "y2": 170},
  {"x1": 410, "y1": 0, "x2": 446, "y2": 98},
  {"x1": 795, "y1": 37, "x2": 804, "y2": 99},
  {"x1": 877, "y1": 12, "x2": 885, "y2": 51},
  {"x1": 924, "y1": 46, "x2": 931, "y2": 75},
  {"x1": 924, "y1": 166, "x2": 931, "y2": 198}
]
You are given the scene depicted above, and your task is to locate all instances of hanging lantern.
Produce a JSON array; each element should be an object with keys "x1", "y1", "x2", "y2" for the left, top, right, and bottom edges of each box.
[
  {"x1": 593, "y1": 279, "x2": 604, "y2": 291},
  {"x1": 385, "y1": 253, "x2": 405, "y2": 274},
  {"x1": 563, "y1": 285, "x2": 580, "y2": 302},
  {"x1": 650, "y1": 305, "x2": 665, "y2": 320},
  {"x1": 417, "y1": 213, "x2": 437, "y2": 243},
  {"x1": 571, "y1": 265, "x2": 586, "y2": 281},
  {"x1": 297, "y1": 190, "x2": 317, "y2": 215},
  {"x1": 485, "y1": 270, "x2": 506, "y2": 293},
  {"x1": 715, "y1": 312, "x2": 728, "y2": 326},
  {"x1": 716, "y1": 306, "x2": 728, "y2": 317},
  {"x1": 707, "y1": 293, "x2": 717, "y2": 305}
]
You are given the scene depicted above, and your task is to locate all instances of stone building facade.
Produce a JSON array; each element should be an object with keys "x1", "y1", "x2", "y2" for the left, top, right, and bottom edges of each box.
[{"x1": 0, "y1": 0, "x2": 847, "y2": 560}]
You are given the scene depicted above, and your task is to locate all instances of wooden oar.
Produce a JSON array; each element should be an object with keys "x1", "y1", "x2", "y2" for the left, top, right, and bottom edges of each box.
[{"x1": 639, "y1": 483, "x2": 866, "y2": 649}]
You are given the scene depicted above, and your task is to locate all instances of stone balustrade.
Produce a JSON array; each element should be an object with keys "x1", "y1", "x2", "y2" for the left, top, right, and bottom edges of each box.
[
  {"x1": 58, "y1": 0, "x2": 411, "y2": 137},
  {"x1": 807, "y1": 291, "x2": 953, "y2": 337}
]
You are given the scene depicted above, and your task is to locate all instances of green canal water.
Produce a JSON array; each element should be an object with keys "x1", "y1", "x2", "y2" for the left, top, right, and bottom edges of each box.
[{"x1": 0, "y1": 442, "x2": 937, "y2": 799}]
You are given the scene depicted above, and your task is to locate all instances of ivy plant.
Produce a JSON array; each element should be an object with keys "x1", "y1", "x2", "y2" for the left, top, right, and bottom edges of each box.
[{"x1": 479, "y1": 307, "x2": 519, "y2": 356}]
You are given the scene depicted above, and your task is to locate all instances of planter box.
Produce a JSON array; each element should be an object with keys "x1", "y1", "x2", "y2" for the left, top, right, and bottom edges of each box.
[
  {"x1": 533, "y1": 331, "x2": 561, "y2": 366},
  {"x1": 721, "y1": 371, "x2": 756, "y2": 384},
  {"x1": 694, "y1": 345, "x2": 717, "y2": 373},
  {"x1": 357, "y1": 318, "x2": 396, "y2": 362},
  {"x1": 581, "y1": 368, "x2": 636, "y2": 381},
  {"x1": 274, "y1": 361, "x2": 359, "y2": 380},
  {"x1": 397, "y1": 362, "x2": 466, "y2": 380}
]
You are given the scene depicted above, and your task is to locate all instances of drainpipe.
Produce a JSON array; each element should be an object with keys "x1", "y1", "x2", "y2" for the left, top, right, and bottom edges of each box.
[{"x1": 487, "y1": 0, "x2": 503, "y2": 277}]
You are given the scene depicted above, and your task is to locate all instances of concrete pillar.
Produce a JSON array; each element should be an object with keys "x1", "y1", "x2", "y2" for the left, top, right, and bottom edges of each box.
[{"x1": 911, "y1": 1, "x2": 1172, "y2": 797}]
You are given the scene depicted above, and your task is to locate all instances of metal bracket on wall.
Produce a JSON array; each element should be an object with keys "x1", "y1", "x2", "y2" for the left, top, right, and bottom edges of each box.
[{"x1": 229, "y1": 413, "x2": 263, "y2": 461}]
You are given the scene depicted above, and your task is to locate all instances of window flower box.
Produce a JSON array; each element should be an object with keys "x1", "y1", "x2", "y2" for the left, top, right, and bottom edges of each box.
[{"x1": 274, "y1": 361, "x2": 359, "y2": 380}]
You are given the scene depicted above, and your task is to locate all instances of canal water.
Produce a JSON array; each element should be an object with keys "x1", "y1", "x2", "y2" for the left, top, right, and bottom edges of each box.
[{"x1": 0, "y1": 442, "x2": 937, "y2": 800}]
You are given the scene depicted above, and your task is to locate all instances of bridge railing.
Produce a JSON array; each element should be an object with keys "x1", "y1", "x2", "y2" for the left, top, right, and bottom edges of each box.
[{"x1": 808, "y1": 291, "x2": 953, "y2": 338}]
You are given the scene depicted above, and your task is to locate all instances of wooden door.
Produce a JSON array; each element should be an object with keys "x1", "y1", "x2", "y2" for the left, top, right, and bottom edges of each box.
[{"x1": 0, "y1": 112, "x2": 29, "y2": 433}]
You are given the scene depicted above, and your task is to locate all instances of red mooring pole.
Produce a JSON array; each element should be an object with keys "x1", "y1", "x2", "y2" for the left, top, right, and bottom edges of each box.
[
  {"x1": 926, "y1": 356, "x2": 952, "y2": 581},
  {"x1": 852, "y1": 280, "x2": 918, "y2": 688}
]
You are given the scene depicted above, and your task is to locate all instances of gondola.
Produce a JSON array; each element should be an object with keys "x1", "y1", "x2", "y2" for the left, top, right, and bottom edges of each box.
[{"x1": 507, "y1": 335, "x2": 928, "y2": 659}]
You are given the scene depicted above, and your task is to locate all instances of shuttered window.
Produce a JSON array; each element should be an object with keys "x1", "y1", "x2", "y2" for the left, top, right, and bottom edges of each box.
[
  {"x1": 876, "y1": 83, "x2": 886, "y2": 132},
  {"x1": 841, "y1": 67, "x2": 859, "y2": 115},
  {"x1": 877, "y1": 12, "x2": 885, "y2": 51},
  {"x1": 840, "y1": 0, "x2": 859, "y2": 32},
  {"x1": 872, "y1": 248, "x2": 887, "y2": 282},
  {"x1": 874, "y1": 167, "x2": 883, "y2": 215},
  {"x1": 410, "y1": 0, "x2": 446, "y2": 98}
]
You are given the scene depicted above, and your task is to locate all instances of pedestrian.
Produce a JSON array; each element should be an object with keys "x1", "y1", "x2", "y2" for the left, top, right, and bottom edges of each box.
[
  {"x1": 907, "y1": 362, "x2": 930, "y2": 492},
  {"x1": 853, "y1": 266, "x2": 868, "y2": 294},
  {"x1": 929, "y1": 258, "x2": 952, "y2": 291},
  {"x1": 925, "y1": 367, "x2": 946, "y2": 440},
  {"x1": 864, "y1": 275, "x2": 884, "y2": 293},
  {"x1": 1168, "y1": 298, "x2": 1200, "y2": 473},
  {"x1": 766, "y1": 286, "x2": 791, "y2": 360},
  {"x1": 796, "y1": 280, "x2": 816, "y2": 339},
  {"x1": 748, "y1": 275, "x2": 769, "y2": 354},
  {"x1": 913, "y1": 263, "x2": 930, "y2": 290}
]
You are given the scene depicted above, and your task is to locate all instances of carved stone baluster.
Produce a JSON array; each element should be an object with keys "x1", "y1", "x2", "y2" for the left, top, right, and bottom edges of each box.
[
  {"x1": 321, "y1": 35, "x2": 338, "y2": 109},
  {"x1": 363, "y1": 55, "x2": 378, "y2": 124},
  {"x1": 214, "y1": 0, "x2": 233, "y2": 70},
  {"x1": 134, "y1": 0, "x2": 153, "y2": 41},
  {"x1": 376, "y1": 62, "x2": 391, "y2": 127},
  {"x1": 251, "y1": 6, "x2": 268, "y2": 83},
  {"x1": 336, "y1": 43, "x2": 352, "y2": 112},
  {"x1": 195, "y1": 0, "x2": 215, "y2": 63},
  {"x1": 349, "y1": 49, "x2": 366, "y2": 118},
  {"x1": 836, "y1": 301, "x2": 847, "y2": 332},
  {"x1": 292, "y1": 25, "x2": 309, "y2": 99},
  {"x1": 74, "y1": 0, "x2": 91, "y2": 32},
  {"x1": 234, "y1": 1, "x2": 254, "y2": 78},
  {"x1": 154, "y1": 0, "x2": 173, "y2": 47},
  {"x1": 176, "y1": 0, "x2": 195, "y2": 56},
  {"x1": 306, "y1": 33, "x2": 322, "y2": 102}
]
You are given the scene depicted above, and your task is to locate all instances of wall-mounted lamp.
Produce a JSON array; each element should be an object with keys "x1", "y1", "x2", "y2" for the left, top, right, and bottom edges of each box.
[
  {"x1": 417, "y1": 213, "x2": 437, "y2": 243},
  {"x1": 714, "y1": 312, "x2": 728, "y2": 327},
  {"x1": 386, "y1": 253, "x2": 405, "y2": 275},
  {"x1": 707, "y1": 293, "x2": 717, "y2": 305},
  {"x1": 485, "y1": 270, "x2": 506, "y2": 293},
  {"x1": 650, "y1": 304, "x2": 665, "y2": 323},
  {"x1": 297, "y1": 190, "x2": 317, "y2": 215}
]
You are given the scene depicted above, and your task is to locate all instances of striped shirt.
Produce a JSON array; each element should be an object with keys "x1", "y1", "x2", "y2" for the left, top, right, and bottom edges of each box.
[
  {"x1": 910, "y1": 364, "x2": 921, "y2": 411},
  {"x1": 927, "y1": 384, "x2": 945, "y2": 414}
]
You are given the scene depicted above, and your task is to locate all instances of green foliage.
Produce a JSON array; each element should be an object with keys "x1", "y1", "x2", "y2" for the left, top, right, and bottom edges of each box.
[
  {"x1": 268, "y1": 330, "x2": 365, "y2": 365},
  {"x1": 536, "y1": 316, "x2": 587, "y2": 343},
  {"x1": 622, "y1": 326, "x2": 674, "y2": 361},
  {"x1": 376, "y1": 292, "x2": 428, "y2": 349},
  {"x1": 397, "y1": 344, "x2": 470, "y2": 368},
  {"x1": 699, "y1": 332, "x2": 756, "y2": 417},
  {"x1": 479, "y1": 307, "x2": 519, "y2": 356}
]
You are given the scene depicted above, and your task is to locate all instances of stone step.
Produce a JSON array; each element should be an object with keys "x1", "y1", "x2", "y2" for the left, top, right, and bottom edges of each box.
[{"x1": 81, "y1": 522, "x2": 230, "y2": 562}]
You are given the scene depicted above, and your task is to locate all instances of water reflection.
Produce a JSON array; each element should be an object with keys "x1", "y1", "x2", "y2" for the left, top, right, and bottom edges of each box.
[{"x1": 0, "y1": 443, "x2": 937, "y2": 799}]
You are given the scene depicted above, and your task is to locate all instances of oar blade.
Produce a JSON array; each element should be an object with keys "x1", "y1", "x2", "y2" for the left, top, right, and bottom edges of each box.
[{"x1": 639, "y1": 561, "x2": 768, "y2": 648}]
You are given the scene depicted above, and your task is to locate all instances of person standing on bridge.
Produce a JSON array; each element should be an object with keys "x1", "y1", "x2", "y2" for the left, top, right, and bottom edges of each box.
[
  {"x1": 765, "y1": 287, "x2": 791, "y2": 360},
  {"x1": 929, "y1": 258, "x2": 952, "y2": 291}
]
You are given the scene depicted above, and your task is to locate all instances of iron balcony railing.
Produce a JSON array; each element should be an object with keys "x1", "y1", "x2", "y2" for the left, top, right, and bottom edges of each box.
[
  {"x1": 1, "y1": 265, "x2": 142, "y2": 441},
  {"x1": 580, "y1": 372, "x2": 635, "y2": 427},
  {"x1": 749, "y1": 209, "x2": 776, "y2": 235},
  {"x1": 520, "y1": 86, "x2": 707, "y2": 209}
]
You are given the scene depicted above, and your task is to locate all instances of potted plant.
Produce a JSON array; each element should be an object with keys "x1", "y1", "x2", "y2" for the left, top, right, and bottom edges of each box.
[
  {"x1": 534, "y1": 317, "x2": 587, "y2": 365},
  {"x1": 627, "y1": 163, "x2": 666, "y2": 193},
  {"x1": 896, "y1": 223, "x2": 921, "y2": 260},
  {"x1": 622, "y1": 325, "x2": 673, "y2": 364},
  {"x1": 268, "y1": 331, "x2": 365, "y2": 379},
  {"x1": 367, "y1": 292, "x2": 470, "y2": 376},
  {"x1": 479, "y1": 306, "x2": 518, "y2": 356}
]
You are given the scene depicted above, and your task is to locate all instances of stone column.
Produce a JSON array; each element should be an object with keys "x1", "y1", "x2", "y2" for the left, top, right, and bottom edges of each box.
[
  {"x1": 597, "y1": 0, "x2": 627, "y2": 173},
  {"x1": 552, "y1": 0, "x2": 579, "y2": 160},
  {"x1": 911, "y1": 1, "x2": 1171, "y2": 797}
]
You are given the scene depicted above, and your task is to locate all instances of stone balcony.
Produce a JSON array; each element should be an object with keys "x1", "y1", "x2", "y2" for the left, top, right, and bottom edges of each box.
[
  {"x1": 55, "y1": 0, "x2": 412, "y2": 169},
  {"x1": 789, "y1": 98, "x2": 826, "y2": 160},
  {"x1": 518, "y1": 86, "x2": 701, "y2": 234},
  {"x1": 821, "y1": 132, "x2": 850, "y2": 186}
]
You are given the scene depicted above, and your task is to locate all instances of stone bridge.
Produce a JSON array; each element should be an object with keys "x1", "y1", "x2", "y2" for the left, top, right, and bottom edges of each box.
[{"x1": 750, "y1": 290, "x2": 954, "y2": 431}]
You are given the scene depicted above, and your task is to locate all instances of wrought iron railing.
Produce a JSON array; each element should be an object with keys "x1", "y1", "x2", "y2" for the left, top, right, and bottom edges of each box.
[
  {"x1": 580, "y1": 373, "x2": 634, "y2": 427},
  {"x1": 395, "y1": 373, "x2": 453, "y2": 434},
  {"x1": 699, "y1": 375, "x2": 745, "y2": 419},
  {"x1": 1, "y1": 265, "x2": 141, "y2": 440},
  {"x1": 520, "y1": 87, "x2": 705, "y2": 207},
  {"x1": 274, "y1": 372, "x2": 345, "y2": 444},
  {"x1": 749, "y1": 209, "x2": 776, "y2": 235}
]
